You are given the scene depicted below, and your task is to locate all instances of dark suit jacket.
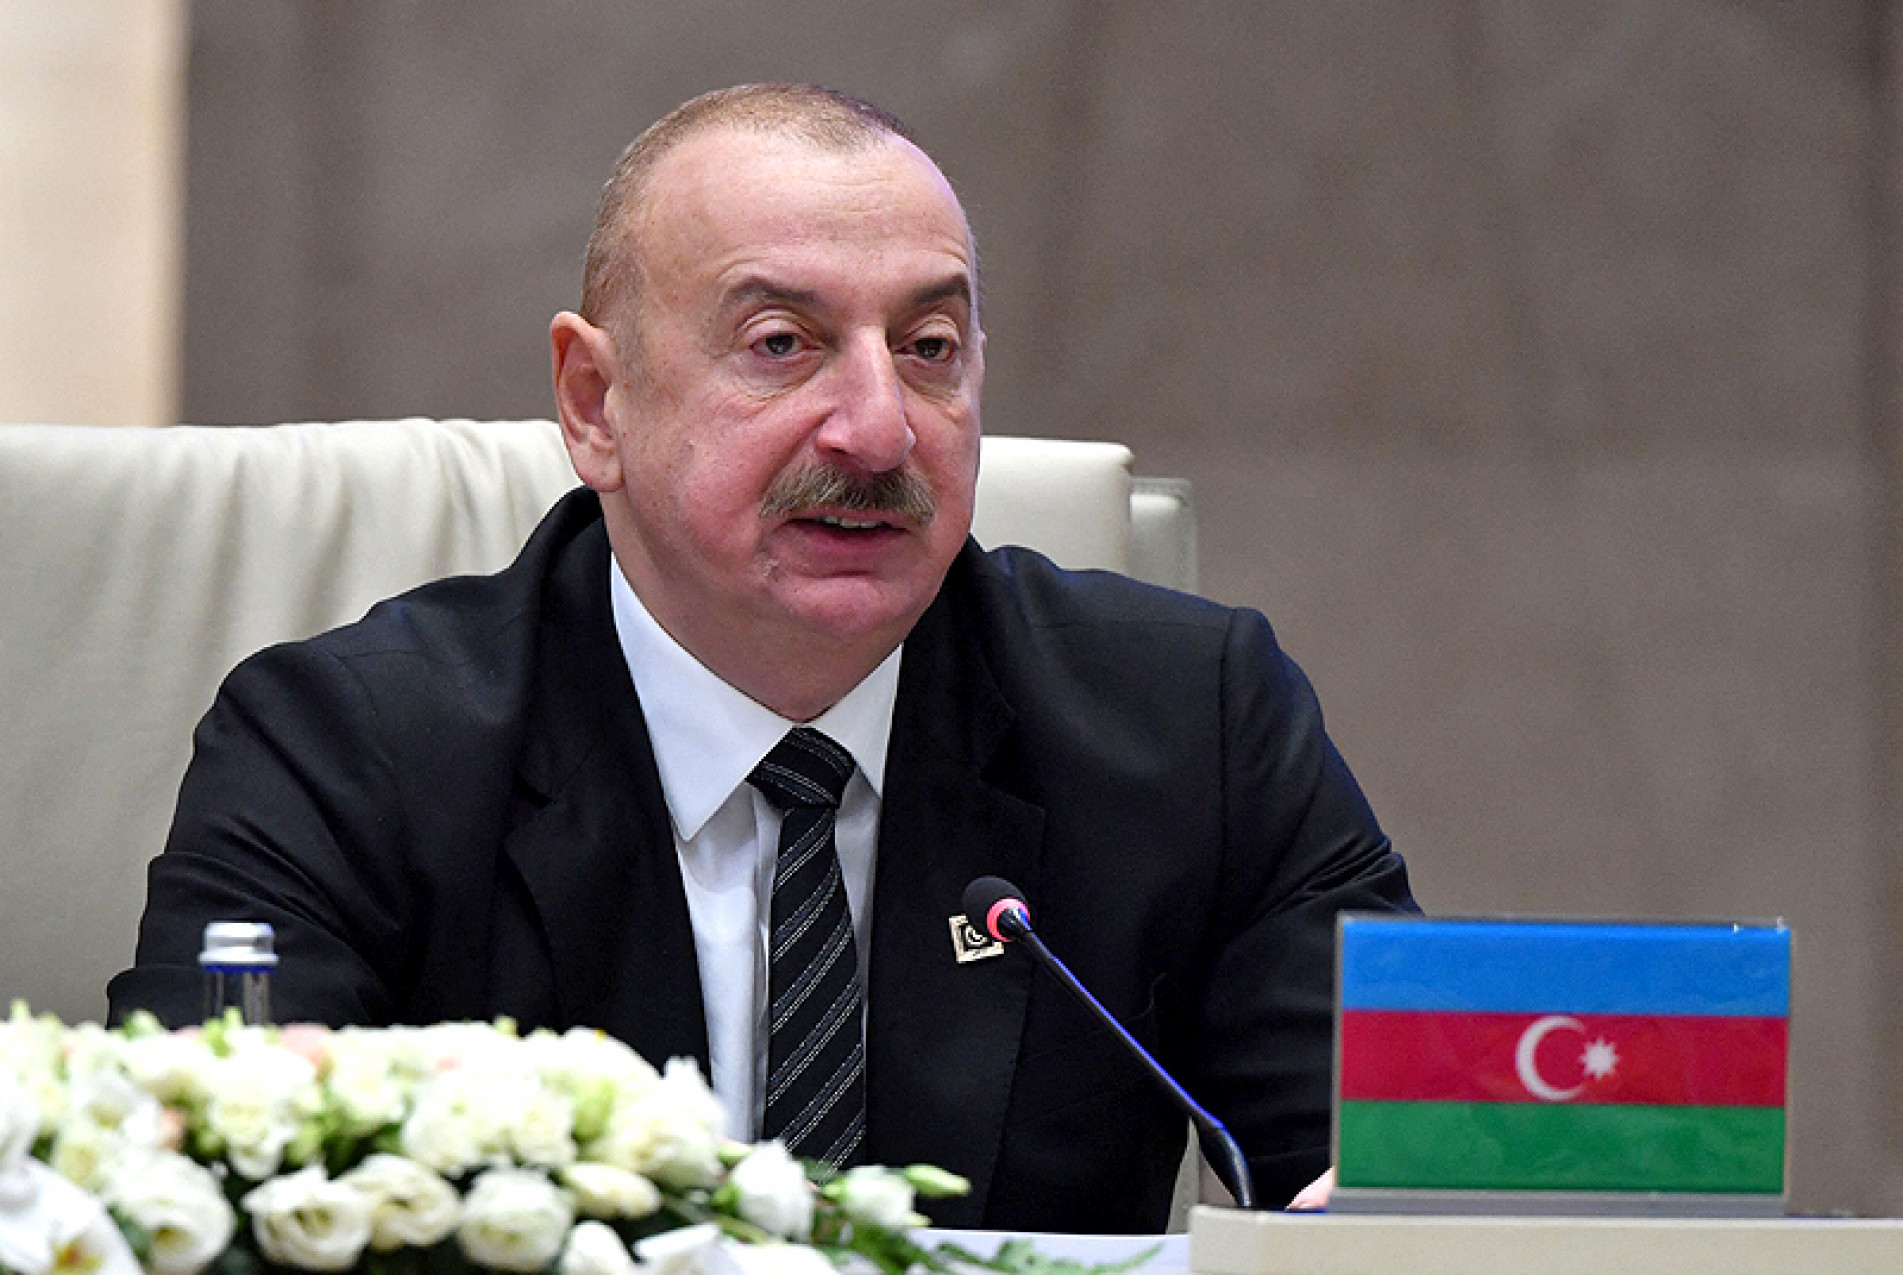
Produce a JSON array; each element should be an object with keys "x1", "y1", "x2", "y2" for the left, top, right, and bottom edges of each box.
[{"x1": 111, "y1": 488, "x2": 1413, "y2": 1232}]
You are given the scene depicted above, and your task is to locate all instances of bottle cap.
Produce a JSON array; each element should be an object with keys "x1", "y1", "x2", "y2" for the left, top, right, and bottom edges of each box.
[{"x1": 199, "y1": 921, "x2": 279, "y2": 969}]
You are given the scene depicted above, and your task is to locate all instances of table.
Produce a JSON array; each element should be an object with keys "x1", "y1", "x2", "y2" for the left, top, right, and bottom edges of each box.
[{"x1": 1188, "y1": 1207, "x2": 1903, "y2": 1275}]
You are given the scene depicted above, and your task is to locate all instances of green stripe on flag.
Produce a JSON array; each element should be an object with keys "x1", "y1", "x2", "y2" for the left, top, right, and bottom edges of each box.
[{"x1": 1338, "y1": 1100, "x2": 1784, "y2": 1194}]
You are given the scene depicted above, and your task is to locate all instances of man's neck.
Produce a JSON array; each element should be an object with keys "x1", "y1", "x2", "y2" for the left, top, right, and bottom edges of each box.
[{"x1": 607, "y1": 562, "x2": 902, "y2": 842}]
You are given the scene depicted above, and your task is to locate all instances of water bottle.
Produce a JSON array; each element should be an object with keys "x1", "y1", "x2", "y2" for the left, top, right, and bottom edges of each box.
[{"x1": 200, "y1": 921, "x2": 277, "y2": 1024}]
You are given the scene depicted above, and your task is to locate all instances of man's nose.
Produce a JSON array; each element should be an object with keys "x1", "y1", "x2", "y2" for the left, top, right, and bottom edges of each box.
[{"x1": 814, "y1": 336, "x2": 914, "y2": 473}]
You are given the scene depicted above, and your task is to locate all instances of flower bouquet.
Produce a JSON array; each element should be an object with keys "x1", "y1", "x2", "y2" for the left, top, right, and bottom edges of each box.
[{"x1": 0, "y1": 1006, "x2": 970, "y2": 1275}]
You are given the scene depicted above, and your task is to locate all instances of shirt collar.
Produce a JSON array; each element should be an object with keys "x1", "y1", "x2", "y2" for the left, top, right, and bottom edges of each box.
[{"x1": 608, "y1": 559, "x2": 902, "y2": 841}]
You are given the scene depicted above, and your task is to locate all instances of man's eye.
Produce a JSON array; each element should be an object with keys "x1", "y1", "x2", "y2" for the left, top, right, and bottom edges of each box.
[
  {"x1": 757, "y1": 332, "x2": 801, "y2": 358},
  {"x1": 911, "y1": 336, "x2": 955, "y2": 362}
]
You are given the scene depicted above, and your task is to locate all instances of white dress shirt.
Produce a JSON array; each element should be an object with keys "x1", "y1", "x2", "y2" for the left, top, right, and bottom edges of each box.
[{"x1": 607, "y1": 562, "x2": 900, "y2": 1141}]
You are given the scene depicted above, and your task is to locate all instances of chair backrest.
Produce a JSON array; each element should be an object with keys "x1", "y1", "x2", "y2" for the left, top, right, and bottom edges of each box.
[{"x1": 0, "y1": 419, "x2": 1195, "y2": 1022}]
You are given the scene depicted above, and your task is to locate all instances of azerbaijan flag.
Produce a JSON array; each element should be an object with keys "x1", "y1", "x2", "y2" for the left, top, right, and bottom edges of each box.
[{"x1": 1334, "y1": 917, "x2": 1789, "y2": 1196}]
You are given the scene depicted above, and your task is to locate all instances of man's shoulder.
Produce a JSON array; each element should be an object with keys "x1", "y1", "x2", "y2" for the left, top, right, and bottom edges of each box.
[
  {"x1": 925, "y1": 541, "x2": 1269, "y2": 721},
  {"x1": 218, "y1": 487, "x2": 605, "y2": 727},
  {"x1": 926, "y1": 541, "x2": 1307, "y2": 733},
  {"x1": 280, "y1": 487, "x2": 604, "y2": 670},
  {"x1": 956, "y1": 540, "x2": 1235, "y2": 636}
]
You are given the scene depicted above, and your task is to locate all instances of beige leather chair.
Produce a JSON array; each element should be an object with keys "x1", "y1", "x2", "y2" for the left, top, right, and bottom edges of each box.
[{"x1": 0, "y1": 419, "x2": 1195, "y2": 1024}]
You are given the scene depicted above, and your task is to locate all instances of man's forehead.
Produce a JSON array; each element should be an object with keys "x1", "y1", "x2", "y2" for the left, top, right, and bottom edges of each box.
[{"x1": 636, "y1": 127, "x2": 973, "y2": 259}]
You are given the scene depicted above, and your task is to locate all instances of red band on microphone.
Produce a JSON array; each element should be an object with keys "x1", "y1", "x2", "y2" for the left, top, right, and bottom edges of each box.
[{"x1": 985, "y1": 898, "x2": 1024, "y2": 941}]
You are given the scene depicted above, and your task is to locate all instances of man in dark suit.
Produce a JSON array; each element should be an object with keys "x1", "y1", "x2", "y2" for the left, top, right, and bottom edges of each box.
[{"x1": 111, "y1": 85, "x2": 1413, "y2": 1231}]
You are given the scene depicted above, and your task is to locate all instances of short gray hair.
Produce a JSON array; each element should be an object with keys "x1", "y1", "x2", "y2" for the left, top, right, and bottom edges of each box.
[{"x1": 579, "y1": 84, "x2": 916, "y2": 333}]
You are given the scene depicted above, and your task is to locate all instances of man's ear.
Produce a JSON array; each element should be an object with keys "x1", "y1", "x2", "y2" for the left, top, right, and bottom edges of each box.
[{"x1": 550, "y1": 311, "x2": 625, "y2": 492}]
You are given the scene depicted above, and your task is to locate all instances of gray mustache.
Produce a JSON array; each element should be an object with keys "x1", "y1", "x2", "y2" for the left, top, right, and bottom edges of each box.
[{"x1": 761, "y1": 466, "x2": 936, "y2": 526}]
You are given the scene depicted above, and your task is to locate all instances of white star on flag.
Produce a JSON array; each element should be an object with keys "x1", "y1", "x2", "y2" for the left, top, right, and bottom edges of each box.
[{"x1": 1581, "y1": 1036, "x2": 1620, "y2": 1080}]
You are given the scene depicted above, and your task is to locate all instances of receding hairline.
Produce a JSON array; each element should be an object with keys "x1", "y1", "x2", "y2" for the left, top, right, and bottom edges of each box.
[{"x1": 580, "y1": 84, "x2": 927, "y2": 331}]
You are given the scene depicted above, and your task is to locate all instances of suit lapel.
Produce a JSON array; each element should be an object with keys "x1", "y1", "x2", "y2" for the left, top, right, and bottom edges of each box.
[
  {"x1": 502, "y1": 513, "x2": 710, "y2": 1071},
  {"x1": 866, "y1": 549, "x2": 1044, "y2": 1227},
  {"x1": 487, "y1": 514, "x2": 1039, "y2": 1216}
]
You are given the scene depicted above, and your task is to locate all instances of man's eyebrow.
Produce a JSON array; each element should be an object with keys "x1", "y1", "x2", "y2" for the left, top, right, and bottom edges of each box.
[
  {"x1": 908, "y1": 274, "x2": 974, "y2": 313},
  {"x1": 716, "y1": 272, "x2": 975, "y2": 317},
  {"x1": 719, "y1": 277, "x2": 821, "y2": 313}
]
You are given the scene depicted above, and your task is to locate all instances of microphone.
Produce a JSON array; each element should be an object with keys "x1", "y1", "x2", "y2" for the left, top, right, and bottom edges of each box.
[{"x1": 961, "y1": 876, "x2": 1258, "y2": 1210}]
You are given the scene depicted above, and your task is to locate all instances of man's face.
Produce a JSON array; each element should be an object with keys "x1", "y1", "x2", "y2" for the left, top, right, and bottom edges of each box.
[{"x1": 591, "y1": 129, "x2": 984, "y2": 695}]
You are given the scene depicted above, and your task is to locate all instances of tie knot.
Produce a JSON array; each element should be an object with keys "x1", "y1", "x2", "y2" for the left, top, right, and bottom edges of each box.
[{"x1": 749, "y1": 727, "x2": 854, "y2": 812}]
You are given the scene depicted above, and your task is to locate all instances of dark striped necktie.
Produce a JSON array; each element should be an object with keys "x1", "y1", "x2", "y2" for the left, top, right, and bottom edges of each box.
[{"x1": 747, "y1": 726, "x2": 866, "y2": 1167}]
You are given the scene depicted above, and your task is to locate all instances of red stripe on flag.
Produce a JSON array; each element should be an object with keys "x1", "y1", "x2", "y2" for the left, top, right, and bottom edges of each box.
[{"x1": 1339, "y1": 1009, "x2": 1786, "y2": 1107}]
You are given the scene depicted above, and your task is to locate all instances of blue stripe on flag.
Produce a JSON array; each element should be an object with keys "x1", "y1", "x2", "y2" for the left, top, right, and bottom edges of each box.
[{"x1": 1338, "y1": 917, "x2": 1789, "y2": 1016}]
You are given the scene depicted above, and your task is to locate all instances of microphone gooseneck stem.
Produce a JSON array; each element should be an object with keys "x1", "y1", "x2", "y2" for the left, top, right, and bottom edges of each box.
[{"x1": 1009, "y1": 921, "x2": 1257, "y2": 1209}]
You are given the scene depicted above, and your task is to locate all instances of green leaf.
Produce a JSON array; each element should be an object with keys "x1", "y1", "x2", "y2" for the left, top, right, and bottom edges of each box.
[
  {"x1": 107, "y1": 1206, "x2": 153, "y2": 1263},
  {"x1": 927, "y1": 1239, "x2": 1163, "y2": 1275},
  {"x1": 901, "y1": 1165, "x2": 971, "y2": 1198},
  {"x1": 209, "y1": 1238, "x2": 263, "y2": 1275}
]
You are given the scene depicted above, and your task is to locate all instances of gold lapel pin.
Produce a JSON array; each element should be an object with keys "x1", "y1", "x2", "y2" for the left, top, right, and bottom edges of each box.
[{"x1": 949, "y1": 914, "x2": 1004, "y2": 963}]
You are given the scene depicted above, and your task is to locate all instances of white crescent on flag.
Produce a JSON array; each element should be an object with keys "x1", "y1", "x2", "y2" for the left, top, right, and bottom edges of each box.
[{"x1": 1514, "y1": 1014, "x2": 1588, "y2": 1102}]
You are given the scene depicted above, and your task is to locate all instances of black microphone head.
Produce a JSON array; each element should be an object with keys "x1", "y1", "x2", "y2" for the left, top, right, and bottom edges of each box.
[{"x1": 963, "y1": 876, "x2": 1031, "y2": 941}]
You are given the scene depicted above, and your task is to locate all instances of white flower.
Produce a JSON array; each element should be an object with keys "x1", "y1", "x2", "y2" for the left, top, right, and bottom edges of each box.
[
  {"x1": 338, "y1": 1154, "x2": 460, "y2": 1252},
  {"x1": 50, "y1": 1200, "x2": 143, "y2": 1275},
  {"x1": 321, "y1": 1040, "x2": 408, "y2": 1139},
  {"x1": 241, "y1": 1165, "x2": 373, "y2": 1271},
  {"x1": 725, "y1": 1240, "x2": 838, "y2": 1275},
  {"x1": 0, "y1": 1075, "x2": 37, "y2": 1173},
  {"x1": 728, "y1": 1142, "x2": 812, "y2": 1241},
  {"x1": 206, "y1": 1046, "x2": 319, "y2": 1180},
  {"x1": 47, "y1": 1115, "x2": 119, "y2": 1193},
  {"x1": 44, "y1": 1067, "x2": 168, "y2": 1192},
  {"x1": 0, "y1": 1005, "x2": 64, "y2": 1074},
  {"x1": 105, "y1": 1152, "x2": 236, "y2": 1275},
  {"x1": 46, "y1": 1185, "x2": 144, "y2": 1275},
  {"x1": 72, "y1": 1069, "x2": 166, "y2": 1149},
  {"x1": 559, "y1": 1220, "x2": 638, "y2": 1275},
  {"x1": 408, "y1": 1022, "x2": 520, "y2": 1074},
  {"x1": 120, "y1": 1033, "x2": 218, "y2": 1106},
  {"x1": 505, "y1": 1078, "x2": 577, "y2": 1168},
  {"x1": 215, "y1": 1023, "x2": 281, "y2": 1060},
  {"x1": 60, "y1": 1024, "x2": 127, "y2": 1085},
  {"x1": 632, "y1": 1223, "x2": 738, "y2": 1275},
  {"x1": 0, "y1": 1009, "x2": 65, "y2": 1139},
  {"x1": 833, "y1": 1165, "x2": 925, "y2": 1230},
  {"x1": 559, "y1": 1162, "x2": 661, "y2": 1219},
  {"x1": 3, "y1": 1067, "x2": 63, "y2": 1147},
  {"x1": 399, "y1": 1068, "x2": 510, "y2": 1177},
  {"x1": 332, "y1": 1026, "x2": 432, "y2": 1091},
  {"x1": 592, "y1": 1059, "x2": 723, "y2": 1187},
  {"x1": 525, "y1": 1029, "x2": 659, "y2": 1145},
  {"x1": 0, "y1": 1159, "x2": 142, "y2": 1275},
  {"x1": 391, "y1": 1030, "x2": 576, "y2": 1169},
  {"x1": 456, "y1": 1167, "x2": 574, "y2": 1273},
  {"x1": 524, "y1": 1028, "x2": 659, "y2": 1092}
]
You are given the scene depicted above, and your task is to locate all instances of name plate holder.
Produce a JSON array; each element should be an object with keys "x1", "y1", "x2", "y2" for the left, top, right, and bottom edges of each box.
[{"x1": 1188, "y1": 1209, "x2": 1903, "y2": 1275}]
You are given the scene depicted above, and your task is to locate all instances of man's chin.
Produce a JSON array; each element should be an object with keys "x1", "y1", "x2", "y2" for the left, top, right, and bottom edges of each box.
[{"x1": 768, "y1": 575, "x2": 939, "y2": 649}]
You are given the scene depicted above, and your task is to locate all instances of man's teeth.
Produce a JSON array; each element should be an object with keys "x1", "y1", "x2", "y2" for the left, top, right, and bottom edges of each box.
[{"x1": 815, "y1": 515, "x2": 882, "y2": 530}]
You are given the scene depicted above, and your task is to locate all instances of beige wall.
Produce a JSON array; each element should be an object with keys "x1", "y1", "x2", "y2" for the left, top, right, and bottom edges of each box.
[
  {"x1": 1877, "y1": 0, "x2": 1903, "y2": 1173},
  {"x1": 0, "y1": 0, "x2": 187, "y2": 426},
  {"x1": 15, "y1": 0, "x2": 1903, "y2": 1216}
]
